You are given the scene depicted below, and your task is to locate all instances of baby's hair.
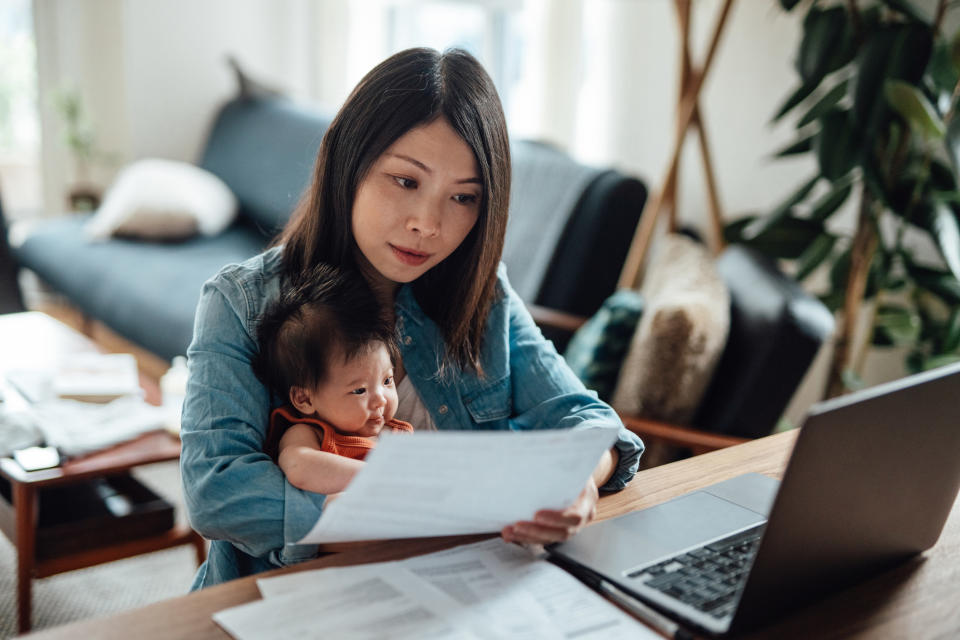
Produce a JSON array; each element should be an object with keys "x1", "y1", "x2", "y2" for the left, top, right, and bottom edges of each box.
[{"x1": 253, "y1": 264, "x2": 396, "y2": 399}]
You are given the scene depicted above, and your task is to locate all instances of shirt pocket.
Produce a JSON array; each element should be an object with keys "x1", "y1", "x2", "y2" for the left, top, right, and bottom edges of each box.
[{"x1": 461, "y1": 374, "x2": 512, "y2": 423}]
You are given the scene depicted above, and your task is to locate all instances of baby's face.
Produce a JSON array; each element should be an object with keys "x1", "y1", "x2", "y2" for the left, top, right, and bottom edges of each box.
[{"x1": 308, "y1": 344, "x2": 398, "y2": 437}]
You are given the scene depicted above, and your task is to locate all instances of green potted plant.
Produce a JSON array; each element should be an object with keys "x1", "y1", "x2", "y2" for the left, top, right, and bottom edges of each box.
[
  {"x1": 727, "y1": 0, "x2": 960, "y2": 397},
  {"x1": 51, "y1": 87, "x2": 102, "y2": 211}
]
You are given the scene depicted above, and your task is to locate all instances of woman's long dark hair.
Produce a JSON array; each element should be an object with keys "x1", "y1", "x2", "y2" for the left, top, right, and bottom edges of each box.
[{"x1": 278, "y1": 48, "x2": 510, "y2": 375}]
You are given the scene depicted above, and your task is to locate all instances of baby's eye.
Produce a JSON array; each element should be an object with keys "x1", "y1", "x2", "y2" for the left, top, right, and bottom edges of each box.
[
  {"x1": 384, "y1": 376, "x2": 394, "y2": 386},
  {"x1": 393, "y1": 176, "x2": 417, "y2": 189},
  {"x1": 453, "y1": 193, "x2": 478, "y2": 205},
  {"x1": 350, "y1": 387, "x2": 366, "y2": 395}
]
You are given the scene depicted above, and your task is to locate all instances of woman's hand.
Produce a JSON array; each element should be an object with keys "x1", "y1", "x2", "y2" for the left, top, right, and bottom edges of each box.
[{"x1": 501, "y1": 475, "x2": 599, "y2": 545}]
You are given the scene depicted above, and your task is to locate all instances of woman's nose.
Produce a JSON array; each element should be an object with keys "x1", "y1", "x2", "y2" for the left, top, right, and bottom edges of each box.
[{"x1": 406, "y1": 201, "x2": 442, "y2": 237}]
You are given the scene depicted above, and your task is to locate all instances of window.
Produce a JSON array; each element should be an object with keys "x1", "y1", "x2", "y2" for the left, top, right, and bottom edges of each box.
[
  {"x1": 0, "y1": 0, "x2": 41, "y2": 218},
  {"x1": 383, "y1": 0, "x2": 527, "y2": 123}
]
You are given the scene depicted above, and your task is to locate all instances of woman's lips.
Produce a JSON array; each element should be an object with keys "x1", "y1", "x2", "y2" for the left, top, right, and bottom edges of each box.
[{"x1": 390, "y1": 244, "x2": 430, "y2": 266}]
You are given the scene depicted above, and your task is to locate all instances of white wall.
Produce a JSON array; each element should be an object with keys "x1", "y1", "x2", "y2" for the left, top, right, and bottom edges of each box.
[{"x1": 34, "y1": 0, "x2": 352, "y2": 212}]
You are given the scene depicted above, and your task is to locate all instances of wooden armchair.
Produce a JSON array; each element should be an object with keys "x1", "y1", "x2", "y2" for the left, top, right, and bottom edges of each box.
[
  {"x1": 528, "y1": 244, "x2": 835, "y2": 456},
  {"x1": 529, "y1": 304, "x2": 748, "y2": 455}
]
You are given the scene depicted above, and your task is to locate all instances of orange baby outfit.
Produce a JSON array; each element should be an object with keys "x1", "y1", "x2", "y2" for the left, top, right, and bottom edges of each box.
[{"x1": 264, "y1": 405, "x2": 413, "y2": 462}]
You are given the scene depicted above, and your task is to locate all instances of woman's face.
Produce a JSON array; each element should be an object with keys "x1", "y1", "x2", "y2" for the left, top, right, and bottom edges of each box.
[{"x1": 352, "y1": 117, "x2": 482, "y2": 290}]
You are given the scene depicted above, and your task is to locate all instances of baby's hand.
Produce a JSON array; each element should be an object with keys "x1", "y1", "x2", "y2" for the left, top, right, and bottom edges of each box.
[{"x1": 501, "y1": 476, "x2": 598, "y2": 545}]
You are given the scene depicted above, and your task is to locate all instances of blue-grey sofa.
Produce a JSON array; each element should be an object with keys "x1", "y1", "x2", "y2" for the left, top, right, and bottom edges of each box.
[{"x1": 12, "y1": 90, "x2": 647, "y2": 362}]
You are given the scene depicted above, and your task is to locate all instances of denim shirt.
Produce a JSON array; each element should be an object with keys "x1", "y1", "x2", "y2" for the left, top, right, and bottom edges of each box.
[{"x1": 180, "y1": 246, "x2": 644, "y2": 589}]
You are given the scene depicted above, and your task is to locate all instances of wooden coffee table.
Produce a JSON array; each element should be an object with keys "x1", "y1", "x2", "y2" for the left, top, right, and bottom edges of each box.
[{"x1": 0, "y1": 312, "x2": 205, "y2": 633}]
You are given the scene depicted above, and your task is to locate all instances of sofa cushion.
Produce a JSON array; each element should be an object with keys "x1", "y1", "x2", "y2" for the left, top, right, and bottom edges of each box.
[
  {"x1": 15, "y1": 215, "x2": 267, "y2": 360},
  {"x1": 611, "y1": 234, "x2": 730, "y2": 425},
  {"x1": 85, "y1": 159, "x2": 238, "y2": 241},
  {"x1": 199, "y1": 96, "x2": 333, "y2": 236}
]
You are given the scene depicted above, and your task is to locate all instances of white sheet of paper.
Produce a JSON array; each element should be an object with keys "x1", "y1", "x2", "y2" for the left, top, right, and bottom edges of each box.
[
  {"x1": 254, "y1": 539, "x2": 660, "y2": 639},
  {"x1": 216, "y1": 568, "x2": 480, "y2": 640},
  {"x1": 297, "y1": 427, "x2": 619, "y2": 544}
]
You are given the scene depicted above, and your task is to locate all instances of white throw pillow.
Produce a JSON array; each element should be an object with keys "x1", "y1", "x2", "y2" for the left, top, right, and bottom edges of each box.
[{"x1": 85, "y1": 158, "x2": 238, "y2": 241}]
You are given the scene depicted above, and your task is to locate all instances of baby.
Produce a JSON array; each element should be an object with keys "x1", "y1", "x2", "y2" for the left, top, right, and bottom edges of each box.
[{"x1": 253, "y1": 264, "x2": 413, "y2": 495}]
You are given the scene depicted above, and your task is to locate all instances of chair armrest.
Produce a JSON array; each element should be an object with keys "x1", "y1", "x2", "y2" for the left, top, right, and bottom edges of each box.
[
  {"x1": 618, "y1": 412, "x2": 749, "y2": 455},
  {"x1": 527, "y1": 304, "x2": 588, "y2": 334}
]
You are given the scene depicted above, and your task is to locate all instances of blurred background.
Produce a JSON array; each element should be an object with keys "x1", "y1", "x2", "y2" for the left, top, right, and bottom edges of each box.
[
  {"x1": 3, "y1": 0, "x2": 959, "y2": 394},
  {"x1": 0, "y1": 0, "x2": 805, "y2": 230}
]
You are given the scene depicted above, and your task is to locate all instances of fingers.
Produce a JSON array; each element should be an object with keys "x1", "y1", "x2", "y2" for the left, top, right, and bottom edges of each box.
[
  {"x1": 501, "y1": 477, "x2": 600, "y2": 545},
  {"x1": 501, "y1": 504, "x2": 597, "y2": 545}
]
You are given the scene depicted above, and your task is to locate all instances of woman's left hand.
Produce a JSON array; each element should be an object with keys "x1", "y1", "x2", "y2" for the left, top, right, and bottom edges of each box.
[{"x1": 501, "y1": 475, "x2": 599, "y2": 545}]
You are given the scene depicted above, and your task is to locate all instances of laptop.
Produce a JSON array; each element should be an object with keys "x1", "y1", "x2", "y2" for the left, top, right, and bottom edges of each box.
[{"x1": 550, "y1": 362, "x2": 960, "y2": 637}]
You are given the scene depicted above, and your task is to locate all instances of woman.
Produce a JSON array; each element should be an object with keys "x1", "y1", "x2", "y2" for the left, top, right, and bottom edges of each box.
[{"x1": 180, "y1": 47, "x2": 644, "y2": 589}]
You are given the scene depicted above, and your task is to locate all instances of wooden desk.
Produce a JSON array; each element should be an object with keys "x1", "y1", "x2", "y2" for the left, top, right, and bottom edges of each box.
[
  {"x1": 20, "y1": 429, "x2": 960, "y2": 639},
  {"x1": 0, "y1": 312, "x2": 205, "y2": 633}
]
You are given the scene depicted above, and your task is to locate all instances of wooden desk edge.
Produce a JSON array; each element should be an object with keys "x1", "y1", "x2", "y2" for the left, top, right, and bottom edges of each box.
[{"x1": 20, "y1": 431, "x2": 802, "y2": 640}]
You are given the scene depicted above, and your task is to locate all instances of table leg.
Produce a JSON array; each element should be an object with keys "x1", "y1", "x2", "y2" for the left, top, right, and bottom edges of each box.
[{"x1": 13, "y1": 482, "x2": 38, "y2": 634}]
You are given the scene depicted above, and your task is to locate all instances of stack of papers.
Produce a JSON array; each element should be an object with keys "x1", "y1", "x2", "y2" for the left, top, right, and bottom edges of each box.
[
  {"x1": 27, "y1": 395, "x2": 168, "y2": 456},
  {"x1": 5, "y1": 353, "x2": 142, "y2": 404},
  {"x1": 213, "y1": 539, "x2": 659, "y2": 639},
  {"x1": 51, "y1": 353, "x2": 142, "y2": 403}
]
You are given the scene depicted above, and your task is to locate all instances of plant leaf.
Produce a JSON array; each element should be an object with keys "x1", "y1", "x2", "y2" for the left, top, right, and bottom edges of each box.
[
  {"x1": 816, "y1": 110, "x2": 859, "y2": 180},
  {"x1": 929, "y1": 40, "x2": 960, "y2": 93},
  {"x1": 797, "y1": 80, "x2": 849, "y2": 128},
  {"x1": 928, "y1": 159, "x2": 958, "y2": 192},
  {"x1": 878, "y1": 0, "x2": 931, "y2": 24},
  {"x1": 809, "y1": 173, "x2": 855, "y2": 221},
  {"x1": 723, "y1": 216, "x2": 757, "y2": 245},
  {"x1": 744, "y1": 175, "x2": 820, "y2": 239},
  {"x1": 873, "y1": 304, "x2": 922, "y2": 345},
  {"x1": 853, "y1": 24, "x2": 934, "y2": 139},
  {"x1": 772, "y1": 132, "x2": 816, "y2": 157},
  {"x1": 943, "y1": 307, "x2": 960, "y2": 353},
  {"x1": 907, "y1": 262, "x2": 960, "y2": 304},
  {"x1": 772, "y1": 80, "x2": 821, "y2": 123},
  {"x1": 928, "y1": 202, "x2": 960, "y2": 282},
  {"x1": 884, "y1": 80, "x2": 946, "y2": 140},
  {"x1": 742, "y1": 216, "x2": 825, "y2": 260},
  {"x1": 795, "y1": 232, "x2": 837, "y2": 280},
  {"x1": 952, "y1": 27, "x2": 960, "y2": 72},
  {"x1": 797, "y1": 7, "x2": 848, "y2": 83},
  {"x1": 922, "y1": 354, "x2": 960, "y2": 370},
  {"x1": 945, "y1": 111, "x2": 960, "y2": 179}
]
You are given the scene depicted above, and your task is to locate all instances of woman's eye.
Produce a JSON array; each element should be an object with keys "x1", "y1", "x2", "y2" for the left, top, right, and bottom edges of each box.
[
  {"x1": 350, "y1": 388, "x2": 366, "y2": 395},
  {"x1": 393, "y1": 176, "x2": 417, "y2": 189},
  {"x1": 453, "y1": 193, "x2": 478, "y2": 205}
]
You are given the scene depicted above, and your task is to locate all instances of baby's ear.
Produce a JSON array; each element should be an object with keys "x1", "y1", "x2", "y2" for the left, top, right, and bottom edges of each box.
[{"x1": 289, "y1": 386, "x2": 315, "y2": 414}]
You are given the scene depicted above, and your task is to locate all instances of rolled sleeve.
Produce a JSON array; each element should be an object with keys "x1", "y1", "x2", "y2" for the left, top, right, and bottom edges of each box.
[{"x1": 605, "y1": 427, "x2": 645, "y2": 491}]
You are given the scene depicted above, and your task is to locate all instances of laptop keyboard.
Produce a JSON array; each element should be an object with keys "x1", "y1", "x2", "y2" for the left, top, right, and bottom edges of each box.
[{"x1": 626, "y1": 525, "x2": 765, "y2": 620}]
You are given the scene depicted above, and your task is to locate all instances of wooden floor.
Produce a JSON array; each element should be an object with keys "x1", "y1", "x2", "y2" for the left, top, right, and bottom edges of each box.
[{"x1": 36, "y1": 302, "x2": 171, "y2": 384}]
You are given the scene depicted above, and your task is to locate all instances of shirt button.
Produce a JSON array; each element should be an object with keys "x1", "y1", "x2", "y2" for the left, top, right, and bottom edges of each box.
[
  {"x1": 438, "y1": 405, "x2": 448, "y2": 415},
  {"x1": 404, "y1": 336, "x2": 412, "y2": 345}
]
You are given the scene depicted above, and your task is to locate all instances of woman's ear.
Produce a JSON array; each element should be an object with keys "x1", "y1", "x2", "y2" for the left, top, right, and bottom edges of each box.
[{"x1": 289, "y1": 386, "x2": 316, "y2": 415}]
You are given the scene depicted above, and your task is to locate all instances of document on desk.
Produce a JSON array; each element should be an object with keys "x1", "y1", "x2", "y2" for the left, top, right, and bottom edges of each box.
[
  {"x1": 213, "y1": 538, "x2": 659, "y2": 639},
  {"x1": 297, "y1": 427, "x2": 619, "y2": 544}
]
